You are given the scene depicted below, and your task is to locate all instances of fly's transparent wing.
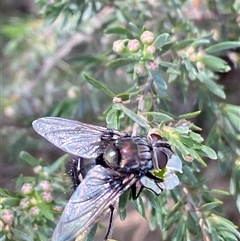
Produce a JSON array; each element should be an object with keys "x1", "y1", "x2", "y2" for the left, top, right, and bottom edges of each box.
[
  {"x1": 52, "y1": 165, "x2": 137, "y2": 241},
  {"x1": 32, "y1": 117, "x2": 108, "y2": 158}
]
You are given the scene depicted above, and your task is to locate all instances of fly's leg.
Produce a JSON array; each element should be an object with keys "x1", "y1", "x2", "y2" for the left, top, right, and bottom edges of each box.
[{"x1": 104, "y1": 202, "x2": 118, "y2": 241}]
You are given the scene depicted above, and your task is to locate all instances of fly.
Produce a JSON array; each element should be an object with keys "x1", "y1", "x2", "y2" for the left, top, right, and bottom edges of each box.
[{"x1": 32, "y1": 117, "x2": 178, "y2": 241}]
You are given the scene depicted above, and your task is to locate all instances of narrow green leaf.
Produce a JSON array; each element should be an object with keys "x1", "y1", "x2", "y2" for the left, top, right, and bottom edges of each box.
[
  {"x1": 11, "y1": 228, "x2": 34, "y2": 241},
  {"x1": 191, "y1": 39, "x2": 210, "y2": 48},
  {"x1": 113, "y1": 104, "x2": 150, "y2": 130},
  {"x1": 149, "y1": 208, "x2": 157, "y2": 231},
  {"x1": 201, "y1": 145, "x2": 217, "y2": 159},
  {"x1": 133, "y1": 196, "x2": 146, "y2": 218},
  {"x1": 143, "y1": 112, "x2": 173, "y2": 123},
  {"x1": 38, "y1": 203, "x2": 54, "y2": 221},
  {"x1": 106, "y1": 109, "x2": 119, "y2": 129},
  {"x1": 154, "y1": 33, "x2": 170, "y2": 49},
  {"x1": 20, "y1": 151, "x2": 39, "y2": 167},
  {"x1": 83, "y1": 73, "x2": 115, "y2": 97},
  {"x1": 172, "y1": 220, "x2": 185, "y2": 241},
  {"x1": 205, "y1": 41, "x2": 240, "y2": 54},
  {"x1": 197, "y1": 71, "x2": 226, "y2": 99},
  {"x1": 44, "y1": 154, "x2": 68, "y2": 175},
  {"x1": 119, "y1": 190, "x2": 130, "y2": 212},
  {"x1": 104, "y1": 26, "x2": 128, "y2": 35},
  {"x1": 178, "y1": 110, "x2": 201, "y2": 119},
  {"x1": 201, "y1": 55, "x2": 230, "y2": 72},
  {"x1": 199, "y1": 201, "x2": 223, "y2": 212},
  {"x1": 85, "y1": 224, "x2": 98, "y2": 241},
  {"x1": 151, "y1": 70, "x2": 167, "y2": 89},
  {"x1": 213, "y1": 215, "x2": 240, "y2": 238},
  {"x1": 107, "y1": 57, "x2": 137, "y2": 69},
  {"x1": 208, "y1": 189, "x2": 230, "y2": 195},
  {"x1": 171, "y1": 39, "x2": 194, "y2": 50}
]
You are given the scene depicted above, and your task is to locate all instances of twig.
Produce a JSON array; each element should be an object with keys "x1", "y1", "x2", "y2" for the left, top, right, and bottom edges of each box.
[
  {"x1": 132, "y1": 77, "x2": 153, "y2": 136},
  {"x1": 183, "y1": 187, "x2": 211, "y2": 241}
]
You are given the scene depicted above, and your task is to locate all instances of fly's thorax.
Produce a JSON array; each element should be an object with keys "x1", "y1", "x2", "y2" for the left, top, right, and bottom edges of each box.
[{"x1": 104, "y1": 136, "x2": 152, "y2": 173}]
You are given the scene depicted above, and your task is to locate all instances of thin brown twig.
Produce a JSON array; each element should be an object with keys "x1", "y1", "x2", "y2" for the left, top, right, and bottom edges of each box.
[
  {"x1": 132, "y1": 77, "x2": 153, "y2": 136},
  {"x1": 183, "y1": 187, "x2": 211, "y2": 241}
]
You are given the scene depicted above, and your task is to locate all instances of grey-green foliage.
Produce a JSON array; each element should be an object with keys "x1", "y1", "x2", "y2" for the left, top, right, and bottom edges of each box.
[{"x1": 1, "y1": 0, "x2": 240, "y2": 241}]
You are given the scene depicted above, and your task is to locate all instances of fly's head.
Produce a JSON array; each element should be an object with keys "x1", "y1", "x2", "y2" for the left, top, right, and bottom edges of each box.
[{"x1": 147, "y1": 132, "x2": 173, "y2": 172}]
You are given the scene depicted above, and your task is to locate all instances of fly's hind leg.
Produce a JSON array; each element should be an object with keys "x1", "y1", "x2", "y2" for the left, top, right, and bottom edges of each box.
[{"x1": 104, "y1": 201, "x2": 118, "y2": 241}]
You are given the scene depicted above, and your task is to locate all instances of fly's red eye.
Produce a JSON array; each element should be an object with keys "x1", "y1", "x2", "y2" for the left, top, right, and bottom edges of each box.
[{"x1": 153, "y1": 147, "x2": 168, "y2": 169}]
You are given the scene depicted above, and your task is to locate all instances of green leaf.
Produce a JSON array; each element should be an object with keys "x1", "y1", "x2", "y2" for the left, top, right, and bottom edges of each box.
[
  {"x1": 38, "y1": 203, "x2": 54, "y2": 221},
  {"x1": 151, "y1": 70, "x2": 167, "y2": 89},
  {"x1": 107, "y1": 57, "x2": 137, "y2": 69},
  {"x1": 205, "y1": 41, "x2": 240, "y2": 54},
  {"x1": 149, "y1": 208, "x2": 157, "y2": 230},
  {"x1": 153, "y1": 33, "x2": 170, "y2": 49},
  {"x1": 112, "y1": 103, "x2": 150, "y2": 130},
  {"x1": 11, "y1": 228, "x2": 34, "y2": 241},
  {"x1": 143, "y1": 112, "x2": 173, "y2": 123},
  {"x1": 20, "y1": 151, "x2": 39, "y2": 167},
  {"x1": 133, "y1": 196, "x2": 146, "y2": 218},
  {"x1": 172, "y1": 39, "x2": 194, "y2": 50},
  {"x1": 198, "y1": 201, "x2": 223, "y2": 211},
  {"x1": 119, "y1": 189, "x2": 130, "y2": 212},
  {"x1": 67, "y1": 55, "x2": 103, "y2": 64},
  {"x1": 200, "y1": 55, "x2": 231, "y2": 72},
  {"x1": 178, "y1": 110, "x2": 201, "y2": 119},
  {"x1": 191, "y1": 39, "x2": 210, "y2": 48},
  {"x1": 85, "y1": 224, "x2": 98, "y2": 241},
  {"x1": 210, "y1": 215, "x2": 240, "y2": 238},
  {"x1": 201, "y1": 145, "x2": 217, "y2": 159},
  {"x1": 106, "y1": 109, "x2": 120, "y2": 129},
  {"x1": 83, "y1": 73, "x2": 115, "y2": 97},
  {"x1": 104, "y1": 26, "x2": 128, "y2": 35},
  {"x1": 197, "y1": 71, "x2": 226, "y2": 99},
  {"x1": 172, "y1": 220, "x2": 186, "y2": 241},
  {"x1": 44, "y1": 154, "x2": 68, "y2": 175}
]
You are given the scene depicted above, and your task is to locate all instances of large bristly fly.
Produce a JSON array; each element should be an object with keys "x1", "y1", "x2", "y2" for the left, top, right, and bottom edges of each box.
[{"x1": 32, "y1": 117, "x2": 177, "y2": 241}]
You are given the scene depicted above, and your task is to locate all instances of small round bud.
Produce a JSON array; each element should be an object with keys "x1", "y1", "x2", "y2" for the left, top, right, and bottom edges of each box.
[
  {"x1": 21, "y1": 183, "x2": 33, "y2": 195},
  {"x1": 186, "y1": 46, "x2": 195, "y2": 55},
  {"x1": 148, "y1": 60, "x2": 158, "y2": 70},
  {"x1": 127, "y1": 39, "x2": 140, "y2": 52},
  {"x1": 19, "y1": 198, "x2": 30, "y2": 209},
  {"x1": 134, "y1": 64, "x2": 146, "y2": 76},
  {"x1": 140, "y1": 31, "x2": 155, "y2": 44},
  {"x1": 29, "y1": 206, "x2": 40, "y2": 216},
  {"x1": 53, "y1": 206, "x2": 63, "y2": 212},
  {"x1": 189, "y1": 53, "x2": 197, "y2": 62},
  {"x1": 39, "y1": 180, "x2": 52, "y2": 191},
  {"x1": 42, "y1": 191, "x2": 53, "y2": 203},
  {"x1": 113, "y1": 40, "x2": 125, "y2": 54},
  {"x1": 113, "y1": 97, "x2": 122, "y2": 103},
  {"x1": 146, "y1": 45, "x2": 156, "y2": 54},
  {"x1": 33, "y1": 165, "x2": 42, "y2": 174},
  {"x1": 196, "y1": 61, "x2": 205, "y2": 69},
  {"x1": 33, "y1": 223, "x2": 38, "y2": 231},
  {"x1": 2, "y1": 209, "x2": 14, "y2": 225},
  {"x1": 196, "y1": 49, "x2": 205, "y2": 59}
]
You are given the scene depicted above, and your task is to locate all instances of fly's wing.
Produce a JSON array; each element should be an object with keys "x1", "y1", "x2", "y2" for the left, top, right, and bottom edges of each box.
[
  {"x1": 32, "y1": 117, "x2": 108, "y2": 158},
  {"x1": 52, "y1": 165, "x2": 137, "y2": 241}
]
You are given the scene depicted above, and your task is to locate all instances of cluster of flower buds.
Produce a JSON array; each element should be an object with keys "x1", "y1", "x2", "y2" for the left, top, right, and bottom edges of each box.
[
  {"x1": 185, "y1": 46, "x2": 206, "y2": 69},
  {"x1": 113, "y1": 30, "x2": 159, "y2": 77},
  {"x1": 0, "y1": 177, "x2": 61, "y2": 237}
]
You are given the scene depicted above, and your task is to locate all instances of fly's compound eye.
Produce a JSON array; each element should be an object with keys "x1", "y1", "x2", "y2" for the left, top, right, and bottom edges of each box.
[
  {"x1": 152, "y1": 142, "x2": 173, "y2": 170},
  {"x1": 104, "y1": 144, "x2": 121, "y2": 168}
]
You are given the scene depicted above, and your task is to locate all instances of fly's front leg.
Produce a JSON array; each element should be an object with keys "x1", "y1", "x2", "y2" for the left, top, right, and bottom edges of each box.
[{"x1": 104, "y1": 201, "x2": 118, "y2": 241}]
